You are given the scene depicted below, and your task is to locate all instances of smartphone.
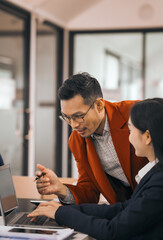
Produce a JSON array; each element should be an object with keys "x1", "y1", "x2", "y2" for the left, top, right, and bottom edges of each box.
[{"x1": 9, "y1": 228, "x2": 57, "y2": 235}]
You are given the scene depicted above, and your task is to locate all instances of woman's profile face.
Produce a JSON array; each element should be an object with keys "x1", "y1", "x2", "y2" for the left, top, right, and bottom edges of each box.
[{"x1": 128, "y1": 117, "x2": 147, "y2": 158}]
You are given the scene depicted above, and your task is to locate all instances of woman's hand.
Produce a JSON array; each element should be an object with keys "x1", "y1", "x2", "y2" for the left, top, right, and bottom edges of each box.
[{"x1": 27, "y1": 200, "x2": 62, "y2": 220}]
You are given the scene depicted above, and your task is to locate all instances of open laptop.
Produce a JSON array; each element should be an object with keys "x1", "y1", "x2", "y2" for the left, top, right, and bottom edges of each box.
[{"x1": 0, "y1": 164, "x2": 62, "y2": 229}]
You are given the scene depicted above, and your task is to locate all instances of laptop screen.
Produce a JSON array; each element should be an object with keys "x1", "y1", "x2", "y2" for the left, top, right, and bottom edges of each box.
[{"x1": 0, "y1": 164, "x2": 18, "y2": 213}]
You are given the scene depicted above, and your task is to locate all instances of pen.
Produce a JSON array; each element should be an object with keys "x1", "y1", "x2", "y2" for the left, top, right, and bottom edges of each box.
[{"x1": 34, "y1": 172, "x2": 46, "y2": 181}]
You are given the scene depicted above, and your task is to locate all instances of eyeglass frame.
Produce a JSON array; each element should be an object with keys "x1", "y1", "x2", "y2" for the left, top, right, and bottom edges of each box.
[{"x1": 59, "y1": 99, "x2": 97, "y2": 124}]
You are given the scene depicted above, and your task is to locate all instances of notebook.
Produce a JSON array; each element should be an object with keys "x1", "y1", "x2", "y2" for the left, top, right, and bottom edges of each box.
[{"x1": 0, "y1": 164, "x2": 62, "y2": 229}]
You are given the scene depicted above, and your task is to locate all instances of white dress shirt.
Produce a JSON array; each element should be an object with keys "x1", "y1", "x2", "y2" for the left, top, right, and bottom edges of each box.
[{"x1": 135, "y1": 158, "x2": 159, "y2": 184}]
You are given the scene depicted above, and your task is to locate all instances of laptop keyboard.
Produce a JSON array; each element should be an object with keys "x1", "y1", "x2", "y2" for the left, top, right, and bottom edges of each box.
[{"x1": 15, "y1": 213, "x2": 47, "y2": 225}]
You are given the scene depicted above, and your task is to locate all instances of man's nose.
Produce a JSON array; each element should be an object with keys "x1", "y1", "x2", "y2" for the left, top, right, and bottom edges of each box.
[{"x1": 70, "y1": 119, "x2": 80, "y2": 128}]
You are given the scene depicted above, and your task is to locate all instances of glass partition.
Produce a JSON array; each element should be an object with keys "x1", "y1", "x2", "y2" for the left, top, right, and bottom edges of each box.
[
  {"x1": 145, "y1": 33, "x2": 163, "y2": 98},
  {"x1": 35, "y1": 22, "x2": 57, "y2": 171},
  {"x1": 0, "y1": 8, "x2": 28, "y2": 175},
  {"x1": 74, "y1": 33, "x2": 143, "y2": 102},
  {"x1": 0, "y1": 2, "x2": 63, "y2": 177}
]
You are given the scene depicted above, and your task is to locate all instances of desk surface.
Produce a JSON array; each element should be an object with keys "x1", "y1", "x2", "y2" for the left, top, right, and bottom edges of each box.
[{"x1": 0, "y1": 199, "x2": 94, "y2": 240}]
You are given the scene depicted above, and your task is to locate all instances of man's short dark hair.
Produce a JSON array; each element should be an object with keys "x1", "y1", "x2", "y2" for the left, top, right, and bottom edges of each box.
[{"x1": 58, "y1": 72, "x2": 103, "y2": 105}]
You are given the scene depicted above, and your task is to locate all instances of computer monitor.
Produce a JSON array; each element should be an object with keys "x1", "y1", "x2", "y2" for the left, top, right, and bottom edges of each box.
[
  {"x1": 0, "y1": 155, "x2": 4, "y2": 215},
  {"x1": 0, "y1": 154, "x2": 4, "y2": 166}
]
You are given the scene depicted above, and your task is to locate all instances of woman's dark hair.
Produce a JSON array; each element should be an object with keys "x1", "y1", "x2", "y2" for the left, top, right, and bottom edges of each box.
[
  {"x1": 58, "y1": 72, "x2": 103, "y2": 105},
  {"x1": 130, "y1": 98, "x2": 163, "y2": 165}
]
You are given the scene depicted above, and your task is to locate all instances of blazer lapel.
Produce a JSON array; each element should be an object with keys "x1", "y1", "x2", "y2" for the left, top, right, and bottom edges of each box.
[
  {"x1": 132, "y1": 165, "x2": 159, "y2": 197},
  {"x1": 105, "y1": 101, "x2": 133, "y2": 187},
  {"x1": 111, "y1": 129, "x2": 132, "y2": 186}
]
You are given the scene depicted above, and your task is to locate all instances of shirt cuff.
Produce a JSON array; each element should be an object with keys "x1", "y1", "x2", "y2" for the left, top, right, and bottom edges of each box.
[{"x1": 59, "y1": 185, "x2": 76, "y2": 205}]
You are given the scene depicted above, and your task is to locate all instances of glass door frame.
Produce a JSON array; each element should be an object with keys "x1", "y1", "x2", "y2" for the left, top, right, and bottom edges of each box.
[
  {"x1": 36, "y1": 20, "x2": 64, "y2": 177},
  {"x1": 0, "y1": 0, "x2": 30, "y2": 175}
]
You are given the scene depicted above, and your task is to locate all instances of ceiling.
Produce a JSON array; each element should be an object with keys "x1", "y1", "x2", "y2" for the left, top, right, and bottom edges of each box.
[
  {"x1": 7, "y1": 0, "x2": 163, "y2": 30},
  {"x1": 20, "y1": 0, "x2": 101, "y2": 22},
  {"x1": 1, "y1": 0, "x2": 163, "y2": 61}
]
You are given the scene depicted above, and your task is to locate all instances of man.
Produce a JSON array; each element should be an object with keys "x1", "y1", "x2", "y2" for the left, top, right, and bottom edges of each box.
[{"x1": 36, "y1": 72, "x2": 147, "y2": 204}]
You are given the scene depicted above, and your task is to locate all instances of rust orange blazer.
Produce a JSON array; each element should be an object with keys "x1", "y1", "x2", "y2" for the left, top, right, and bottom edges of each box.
[{"x1": 66, "y1": 100, "x2": 148, "y2": 204}]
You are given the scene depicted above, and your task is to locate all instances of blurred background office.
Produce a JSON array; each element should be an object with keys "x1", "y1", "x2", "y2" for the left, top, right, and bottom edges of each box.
[{"x1": 0, "y1": 0, "x2": 163, "y2": 178}]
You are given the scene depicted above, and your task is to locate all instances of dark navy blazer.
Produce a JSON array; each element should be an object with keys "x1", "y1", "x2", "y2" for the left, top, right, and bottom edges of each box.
[
  {"x1": 56, "y1": 164, "x2": 163, "y2": 240},
  {"x1": 0, "y1": 154, "x2": 4, "y2": 166}
]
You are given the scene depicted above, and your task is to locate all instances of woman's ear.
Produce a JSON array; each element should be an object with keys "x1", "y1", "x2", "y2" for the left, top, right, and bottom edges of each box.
[
  {"x1": 145, "y1": 130, "x2": 152, "y2": 145},
  {"x1": 96, "y1": 98, "x2": 105, "y2": 112}
]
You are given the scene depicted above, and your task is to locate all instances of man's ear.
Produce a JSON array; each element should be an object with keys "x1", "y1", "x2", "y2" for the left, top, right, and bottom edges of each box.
[
  {"x1": 96, "y1": 98, "x2": 105, "y2": 112},
  {"x1": 145, "y1": 130, "x2": 152, "y2": 145}
]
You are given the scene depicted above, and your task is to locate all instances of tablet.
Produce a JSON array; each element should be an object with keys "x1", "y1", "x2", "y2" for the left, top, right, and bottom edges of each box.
[{"x1": 9, "y1": 228, "x2": 57, "y2": 234}]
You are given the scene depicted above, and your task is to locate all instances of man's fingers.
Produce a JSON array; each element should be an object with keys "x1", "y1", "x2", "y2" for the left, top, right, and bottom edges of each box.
[
  {"x1": 35, "y1": 164, "x2": 51, "y2": 180},
  {"x1": 37, "y1": 187, "x2": 51, "y2": 195},
  {"x1": 37, "y1": 186, "x2": 48, "y2": 193},
  {"x1": 37, "y1": 164, "x2": 46, "y2": 172},
  {"x1": 36, "y1": 178, "x2": 50, "y2": 184}
]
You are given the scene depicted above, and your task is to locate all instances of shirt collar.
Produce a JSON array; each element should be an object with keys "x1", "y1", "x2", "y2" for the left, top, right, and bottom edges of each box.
[
  {"x1": 91, "y1": 114, "x2": 110, "y2": 139},
  {"x1": 135, "y1": 158, "x2": 159, "y2": 184},
  {"x1": 104, "y1": 115, "x2": 110, "y2": 132}
]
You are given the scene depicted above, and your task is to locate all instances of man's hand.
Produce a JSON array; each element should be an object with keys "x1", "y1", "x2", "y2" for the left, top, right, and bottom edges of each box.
[
  {"x1": 35, "y1": 164, "x2": 67, "y2": 198},
  {"x1": 27, "y1": 200, "x2": 62, "y2": 220}
]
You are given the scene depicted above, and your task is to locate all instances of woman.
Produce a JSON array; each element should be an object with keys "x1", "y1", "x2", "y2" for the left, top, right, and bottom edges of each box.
[{"x1": 28, "y1": 98, "x2": 163, "y2": 240}]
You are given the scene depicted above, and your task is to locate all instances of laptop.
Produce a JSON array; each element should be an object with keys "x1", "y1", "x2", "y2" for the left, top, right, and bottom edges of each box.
[{"x1": 0, "y1": 164, "x2": 62, "y2": 229}]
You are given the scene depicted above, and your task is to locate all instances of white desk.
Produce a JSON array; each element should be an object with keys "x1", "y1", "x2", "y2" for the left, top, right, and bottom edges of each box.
[{"x1": 0, "y1": 217, "x2": 94, "y2": 240}]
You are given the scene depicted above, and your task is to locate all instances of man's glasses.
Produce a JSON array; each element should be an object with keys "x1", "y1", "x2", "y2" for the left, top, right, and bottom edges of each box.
[{"x1": 60, "y1": 100, "x2": 97, "y2": 124}]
